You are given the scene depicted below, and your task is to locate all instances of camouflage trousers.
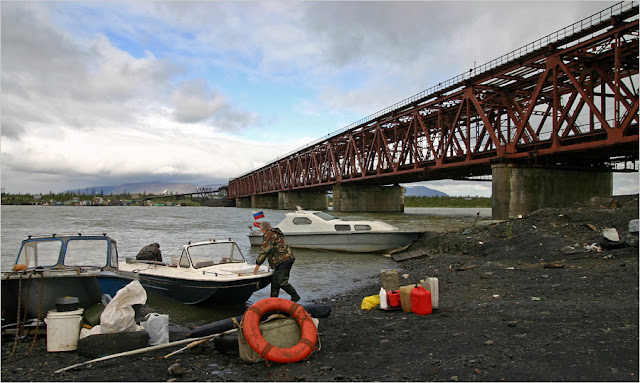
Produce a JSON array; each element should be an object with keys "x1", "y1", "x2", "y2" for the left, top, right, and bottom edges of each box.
[{"x1": 270, "y1": 268, "x2": 300, "y2": 302}]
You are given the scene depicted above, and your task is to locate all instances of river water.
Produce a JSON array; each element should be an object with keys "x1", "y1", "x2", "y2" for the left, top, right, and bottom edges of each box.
[{"x1": 1, "y1": 205, "x2": 491, "y2": 327}]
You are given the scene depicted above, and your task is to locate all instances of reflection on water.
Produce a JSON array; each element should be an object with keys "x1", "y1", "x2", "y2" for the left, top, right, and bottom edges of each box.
[{"x1": 1, "y1": 205, "x2": 492, "y2": 327}]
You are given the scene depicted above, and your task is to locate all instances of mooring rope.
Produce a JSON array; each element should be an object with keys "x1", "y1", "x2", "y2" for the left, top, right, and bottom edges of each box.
[
  {"x1": 3, "y1": 272, "x2": 46, "y2": 363},
  {"x1": 4, "y1": 274, "x2": 24, "y2": 361}
]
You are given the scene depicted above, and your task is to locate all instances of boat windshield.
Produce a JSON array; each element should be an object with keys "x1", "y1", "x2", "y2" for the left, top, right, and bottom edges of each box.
[
  {"x1": 187, "y1": 242, "x2": 245, "y2": 269},
  {"x1": 313, "y1": 212, "x2": 337, "y2": 221},
  {"x1": 63, "y1": 238, "x2": 111, "y2": 267},
  {"x1": 16, "y1": 239, "x2": 63, "y2": 268},
  {"x1": 15, "y1": 237, "x2": 111, "y2": 268}
]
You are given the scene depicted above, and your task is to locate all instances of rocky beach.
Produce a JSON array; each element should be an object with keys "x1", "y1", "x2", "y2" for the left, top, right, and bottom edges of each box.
[{"x1": 2, "y1": 195, "x2": 638, "y2": 382}]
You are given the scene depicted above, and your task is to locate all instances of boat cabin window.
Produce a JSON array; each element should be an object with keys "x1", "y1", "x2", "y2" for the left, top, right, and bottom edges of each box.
[
  {"x1": 17, "y1": 239, "x2": 62, "y2": 268},
  {"x1": 188, "y1": 242, "x2": 245, "y2": 269},
  {"x1": 354, "y1": 225, "x2": 372, "y2": 231},
  {"x1": 293, "y1": 217, "x2": 312, "y2": 225},
  {"x1": 334, "y1": 224, "x2": 351, "y2": 231},
  {"x1": 313, "y1": 212, "x2": 337, "y2": 221},
  {"x1": 64, "y1": 238, "x2": 110, "y2": 267}
]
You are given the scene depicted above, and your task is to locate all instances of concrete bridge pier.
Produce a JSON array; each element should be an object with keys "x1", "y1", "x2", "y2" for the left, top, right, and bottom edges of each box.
[
  {"x1": 235, "y1": 196, "x2": 251, "y2": 208},
  {"x1": 333, "y1": 184, "x2": 405, "y2": 212},
  {"x1": 492, "y1": 163, "x2": 612, "y2": 220},
  {"x1": 250, "y1": 194, "x2": 278, "y2": 209},
  {"x1": 278, "y1": 191, "x2": 328, "y2": 210}
]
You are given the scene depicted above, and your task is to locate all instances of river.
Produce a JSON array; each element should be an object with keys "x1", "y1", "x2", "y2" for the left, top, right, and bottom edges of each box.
[{"x1": 1, "y1": 205, "x2": 491, "y2": 327}]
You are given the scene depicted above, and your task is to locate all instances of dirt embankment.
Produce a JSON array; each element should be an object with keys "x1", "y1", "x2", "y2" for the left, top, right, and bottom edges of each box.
[{"x1": 2, "y1": 195, "x2": 638, "y2": 382}]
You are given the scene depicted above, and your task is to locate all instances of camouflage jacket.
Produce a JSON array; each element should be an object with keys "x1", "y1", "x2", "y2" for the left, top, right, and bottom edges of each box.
[{"x1": 256, "y1": 228, "x2": 295, "y2": 269}]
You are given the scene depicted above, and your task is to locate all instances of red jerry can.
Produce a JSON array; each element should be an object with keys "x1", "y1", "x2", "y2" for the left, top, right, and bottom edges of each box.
[
  {"x1": 411, "y1": 284, "x2": 432, "y2": 315},
  {"x1": 387, "y1": 290, "x2": 401, "y2": 308}
]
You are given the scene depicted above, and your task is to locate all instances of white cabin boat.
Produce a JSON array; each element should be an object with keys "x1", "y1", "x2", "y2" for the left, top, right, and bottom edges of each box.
[{"x1": 249, "y1": 209, "x2": 421, "y2": 253}]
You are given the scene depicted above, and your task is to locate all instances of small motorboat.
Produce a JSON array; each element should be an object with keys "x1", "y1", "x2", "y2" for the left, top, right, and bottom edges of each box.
[
  {"x1": 249, "y1": 208, "x2": 422, "y2": 253},
  {"x1": 118, "y1": 239, "x2": 272, "y2": 305},
  {"x1": 1, "y1": 234, "x2": 134, "y2": 324}
]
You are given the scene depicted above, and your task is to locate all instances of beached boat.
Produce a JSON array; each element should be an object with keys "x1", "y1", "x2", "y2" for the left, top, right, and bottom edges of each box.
[
  {"x1": 118, "y1": 239, "x2": 272, "y2": 305},
  {"x1": 1, "y1": 234, "x2": 134, "y2": 324},
  {"x1": 249, "y1": 208, "x2": 422, "y2": 253}
]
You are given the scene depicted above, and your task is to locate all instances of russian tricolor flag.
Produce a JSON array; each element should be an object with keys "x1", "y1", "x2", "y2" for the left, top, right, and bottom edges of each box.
[{"x1": 252, "y1": 211, "x2": 265, "y2": 220}]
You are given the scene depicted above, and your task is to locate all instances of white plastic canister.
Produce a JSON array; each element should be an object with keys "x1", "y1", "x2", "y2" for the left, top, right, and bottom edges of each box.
[
  {"x1": 379, "y1": 287, "x2": 388, "y2": 309},
  {"x1": 420, "y1": 277, "x2": 439, "y2": 309},
  {"x1": 44, "y1": 308, "x2": 84, "y2": 352}
]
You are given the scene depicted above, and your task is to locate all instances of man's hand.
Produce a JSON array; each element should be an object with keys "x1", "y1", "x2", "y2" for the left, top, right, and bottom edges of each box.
[{"x1": 253, "y1": 264, "x2": 260, "y2": 274}]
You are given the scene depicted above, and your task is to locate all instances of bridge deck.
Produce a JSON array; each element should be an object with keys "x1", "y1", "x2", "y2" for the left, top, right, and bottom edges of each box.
[{"x1": 230, "y1": 2, "x2": 639, "y2": 198}]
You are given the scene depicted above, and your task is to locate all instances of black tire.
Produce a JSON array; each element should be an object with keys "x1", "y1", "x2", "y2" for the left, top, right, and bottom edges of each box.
[{"x1": 77, "y1": 330, "x2": 149, "y2": 358}]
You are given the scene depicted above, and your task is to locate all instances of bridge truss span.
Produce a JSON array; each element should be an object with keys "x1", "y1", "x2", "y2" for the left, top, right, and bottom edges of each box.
[{"x1": 229, "y1": 3, "x2": 639, "y2": 199}]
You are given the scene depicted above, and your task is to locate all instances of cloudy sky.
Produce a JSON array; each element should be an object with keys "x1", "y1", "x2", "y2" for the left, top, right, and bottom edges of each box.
[{"x1": 1, "y1": 1, "x2": 637, "y2": 196}]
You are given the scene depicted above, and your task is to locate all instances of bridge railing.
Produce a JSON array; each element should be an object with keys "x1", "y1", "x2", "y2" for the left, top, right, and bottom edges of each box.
[{"x1": 232, "y1": 1, "x2": 638, "y2": 181}]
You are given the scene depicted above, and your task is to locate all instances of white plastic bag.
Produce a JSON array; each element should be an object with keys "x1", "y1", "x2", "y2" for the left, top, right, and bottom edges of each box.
[
  {"x1": 100, "y1": 280, "x2": 147, "y2": 333},
  {"x1": 141, "y1": 313, "x2": 169, "y2": 345}
]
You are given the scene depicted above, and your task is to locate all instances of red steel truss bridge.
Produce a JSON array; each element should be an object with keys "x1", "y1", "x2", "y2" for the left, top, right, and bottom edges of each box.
[{"x1": 229, "y1": 2, "x2": 639, "y2": 199}]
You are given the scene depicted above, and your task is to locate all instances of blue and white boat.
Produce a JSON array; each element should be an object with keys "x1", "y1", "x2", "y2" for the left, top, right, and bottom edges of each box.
[{"x1": 1, "y1": 233, "x2": 134, "y2": 324}]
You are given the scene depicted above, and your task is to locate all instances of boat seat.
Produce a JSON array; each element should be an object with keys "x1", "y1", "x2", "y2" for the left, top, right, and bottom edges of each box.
[{"x1": 194, "y1": 260, "x2": 215, "y2": 268}]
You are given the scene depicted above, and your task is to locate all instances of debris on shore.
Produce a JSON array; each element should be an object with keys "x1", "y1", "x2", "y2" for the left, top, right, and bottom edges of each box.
[{"x1": 2, "y1": 195, "x2": 637, "y2": 382}]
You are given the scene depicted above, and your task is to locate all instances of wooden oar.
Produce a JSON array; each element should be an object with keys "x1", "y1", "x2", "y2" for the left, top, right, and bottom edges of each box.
[{"x1": 55, "y1": 334, "x2": 215, "y2": 374}]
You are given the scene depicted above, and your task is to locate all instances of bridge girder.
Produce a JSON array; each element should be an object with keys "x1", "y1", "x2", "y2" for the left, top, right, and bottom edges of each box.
[{"x1": 230, "y1": 6, "x2": 639, "y2": 198}]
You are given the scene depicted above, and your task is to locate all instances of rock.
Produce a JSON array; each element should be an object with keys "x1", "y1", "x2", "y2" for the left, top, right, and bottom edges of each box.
[
  {"x1": 602, "y1": 228, "x2": 620, "y2": 242},
  {"x1": 167, "y1": 363, "x2": 184, "y2": 377},
  {"x1": 589, "y1": 197, "x2": 619, "y2": 208}
]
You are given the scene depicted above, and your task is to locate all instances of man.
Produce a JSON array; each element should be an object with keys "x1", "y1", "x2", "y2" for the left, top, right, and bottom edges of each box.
[
  {"x1": 253, "y1": 221, "x2": 300, "y2": 302},
  {"x1": 136, "y1": 243, "x2": 162, "y2": 262}
]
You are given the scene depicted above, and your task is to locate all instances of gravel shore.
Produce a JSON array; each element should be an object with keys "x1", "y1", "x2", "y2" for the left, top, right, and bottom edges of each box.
[{"x1": 2, "y1": 195, "x2": 638, "y2": 382}]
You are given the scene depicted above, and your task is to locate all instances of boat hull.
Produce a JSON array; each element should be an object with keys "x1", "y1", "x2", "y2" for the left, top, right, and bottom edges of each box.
[
  {"x1": 121, "y1": 271, "x2": 272, "y2": 305},
  {"x1": 1, "y1": 271, "x2": 133, "y2": 324},
  {"x1": 249, "y1": 231, "x2": 421, "y2": 253}
]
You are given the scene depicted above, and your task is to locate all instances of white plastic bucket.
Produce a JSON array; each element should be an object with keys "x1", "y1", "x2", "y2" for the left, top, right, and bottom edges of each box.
[{"x1": 44, "y1": 308, "x2": 84, "y2": 352}]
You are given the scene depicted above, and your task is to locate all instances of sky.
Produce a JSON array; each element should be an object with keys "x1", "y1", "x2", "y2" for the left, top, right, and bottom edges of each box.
[{"x1": 1, "y1": 1, "x2": 638, "y2": 197}]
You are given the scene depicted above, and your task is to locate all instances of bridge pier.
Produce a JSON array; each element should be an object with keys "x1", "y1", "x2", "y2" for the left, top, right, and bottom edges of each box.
[
  {"x1": 278, "y1": 191, "x2": 328, "y2": 210},
  {"x1": 333, "y1": 184, "x2": 404, "y2": 212},
  {"x1": 251, "y1": 194, "x2": 279, "y2": 209},
  {"x1": 492, "y1": 163, "x2": 612, "y2": 220},
  {"x1": 235, "y1": 197, "x2": 252, "y2": 208}
]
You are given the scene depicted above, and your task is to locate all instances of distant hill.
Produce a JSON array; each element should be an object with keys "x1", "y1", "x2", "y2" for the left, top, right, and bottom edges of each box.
[
  {"x1": 404, "y1": 185, "x2": 449, "y2": 197},
  {"x1": 66, "y1": 186, "x2": 117, "y2": 195},
  {"x1": 67, "y1": 182, "x2": 226, "y2": 195}
]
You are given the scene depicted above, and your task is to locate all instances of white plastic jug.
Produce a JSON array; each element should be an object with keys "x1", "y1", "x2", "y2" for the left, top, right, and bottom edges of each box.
[{"x1": 379, "y1": 287, "x2": 388, "y2": 309}]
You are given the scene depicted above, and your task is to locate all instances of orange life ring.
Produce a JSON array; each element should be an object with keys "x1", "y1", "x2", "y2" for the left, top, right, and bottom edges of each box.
[{"x1": 243, "y1": 297, "x2": 317, "y2": 363}]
